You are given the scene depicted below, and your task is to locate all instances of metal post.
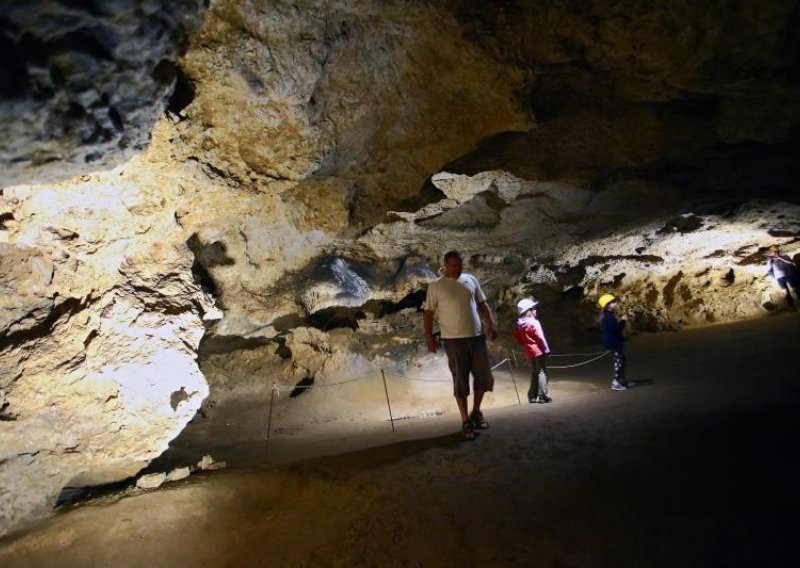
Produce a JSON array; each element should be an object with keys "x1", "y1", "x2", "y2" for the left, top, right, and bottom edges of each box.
[
  {"x1": 267, "y1": 382, "x2": 276, "y2": 441},
  {"x1": 381, "y1": 369, "x2": 395, "y2": 432},
  {"x1": 507, "y1": 357, "x2": 521, "y2": 405}
]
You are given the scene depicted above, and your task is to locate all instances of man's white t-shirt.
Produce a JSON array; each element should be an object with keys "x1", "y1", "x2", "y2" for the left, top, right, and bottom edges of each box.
[{"x1": 425, "y1": 273, "x2": 486, "y2": 339}]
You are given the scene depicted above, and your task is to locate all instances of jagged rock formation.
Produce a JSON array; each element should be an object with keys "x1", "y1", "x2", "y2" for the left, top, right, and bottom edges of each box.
[
  {"x1": 2, "y1": 0, "x2": 800, "y2": 535},
  {"x1": 0, "y1": 0, "x2": 205, "y2": 186},
  {"x1": 0, "y1": 162, "x2": 218, "y2": 534}
]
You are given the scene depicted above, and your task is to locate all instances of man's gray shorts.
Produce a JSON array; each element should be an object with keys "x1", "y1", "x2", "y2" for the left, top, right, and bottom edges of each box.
[{"x1": 442, "y1": 335, "x2": 494, "y2": 397}]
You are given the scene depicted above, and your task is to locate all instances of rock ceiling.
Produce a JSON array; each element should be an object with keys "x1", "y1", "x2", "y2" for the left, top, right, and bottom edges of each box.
[{"x1": 2, "y1": 0, "x2": 800, "y2": 535}]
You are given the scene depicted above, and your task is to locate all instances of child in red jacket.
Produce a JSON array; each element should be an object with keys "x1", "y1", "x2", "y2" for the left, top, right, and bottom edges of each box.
[{"x1": 514, "y1": 298, "x2": 552, "y2": 403}]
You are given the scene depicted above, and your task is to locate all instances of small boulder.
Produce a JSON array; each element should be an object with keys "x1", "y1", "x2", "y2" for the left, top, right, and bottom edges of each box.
[
  {"x1": 166, "y1": 467, "x2": 191, "y2": 482},
  {"x1": 197, "y1": 455, "x2": 227, "y2": 471},
  {"x1": 136, "y1": 472, "x2": 167, "y2": 490}
]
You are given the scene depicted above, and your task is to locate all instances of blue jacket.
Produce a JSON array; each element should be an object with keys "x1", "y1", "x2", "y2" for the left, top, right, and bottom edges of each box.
[{"x1": 601, "y1": 310, "x2": 626, "y2": 351}]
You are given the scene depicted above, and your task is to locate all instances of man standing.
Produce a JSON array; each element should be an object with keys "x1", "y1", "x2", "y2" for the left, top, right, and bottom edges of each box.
[{"x1": 423, "y1": 251, "x2": 498, "y2": 440}]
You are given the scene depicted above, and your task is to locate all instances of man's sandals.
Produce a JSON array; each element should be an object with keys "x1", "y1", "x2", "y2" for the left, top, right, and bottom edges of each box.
[
  {"x1": 462, "y1": 410, "x2": 489, "y2": 440},
  {"x1": 462, "y1": 420, "x2": 477, "y2": 440}
]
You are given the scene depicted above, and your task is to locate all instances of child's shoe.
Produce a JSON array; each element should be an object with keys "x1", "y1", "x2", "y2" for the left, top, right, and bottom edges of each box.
[{"x1": 611, "y1": 380, "x2": 628, "y2": 391}]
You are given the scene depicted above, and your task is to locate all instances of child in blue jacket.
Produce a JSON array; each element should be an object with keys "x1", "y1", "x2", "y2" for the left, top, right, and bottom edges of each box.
[{"x1": 598, "y1": 294, "x2": 633, "y2": 390}]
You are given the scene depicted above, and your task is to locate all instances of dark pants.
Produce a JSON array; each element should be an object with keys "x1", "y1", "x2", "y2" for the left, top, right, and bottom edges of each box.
[
  {"x1": 776, "y1": 276, "x2": 799, "y2": 308},
  {"x1": 612, "y1": 350, "x2": 627, "y2": 385},
  {"x1": 528, "y1": 355, "x2": 548, "y2": 401}
]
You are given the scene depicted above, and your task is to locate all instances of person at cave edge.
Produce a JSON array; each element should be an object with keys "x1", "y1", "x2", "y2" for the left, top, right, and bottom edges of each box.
[
  {"x1": 424, "y1": 251, "x2": 498, "y2": 440},
  {"x1": 766, "y1": 245, "x2": 800, "y2": 310}
]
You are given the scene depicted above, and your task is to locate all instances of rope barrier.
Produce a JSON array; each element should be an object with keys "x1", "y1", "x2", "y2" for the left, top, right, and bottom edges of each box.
[
  {"x1": 510, "y1": 351, "x2": 609, "y2": 369},
  {"x1": 545, "y1": 351, "x2": 609, "y2": 369},
  {"x1": 382, "y1": 358, "x2": 507, "y2": 383},
  {"x1": 550, "y1": 350, "x2": 607, "y2": 358},
  {"x1": 386, "y1": 375, "x2": 452, "y2": 383},
  {"x1": 283, "y1": 374, "x2": 374, "y2": 389},
  {"x1": 209, "y1": 347, "x2": 608, "y2": 395},
  {"x1": 511, "y1": 349, "x2": 607, "y2": 358},
  {"x1": 208, "y1": 345, "x2": 614, "y2": 449}
]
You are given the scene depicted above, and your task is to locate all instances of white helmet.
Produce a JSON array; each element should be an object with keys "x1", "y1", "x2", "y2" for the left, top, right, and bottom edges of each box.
[{"x1": 517, "y1": 298, "x2": 539, "y2": 315}]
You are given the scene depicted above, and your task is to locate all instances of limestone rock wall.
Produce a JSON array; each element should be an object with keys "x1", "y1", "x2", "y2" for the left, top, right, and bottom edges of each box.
[
  {"x1": 147, "y1": 0, "x2": 532, "y2": 340},
  {"x1": 558, "y1": 205, "x2": 800, "y2": 330},
  {"x1": 352, "y1": 171, "x2": 800, "y2": 345},
  {"x1": 170, "y1": 0, "x2": 530, "y2": 225},
  {"x1": 0, "y1": 0, "x2": 205, "y2": 186},
  {"x1": 0, "y1": 162, "x2": 216, "y2": 534},
  {"x1": 2, "y1": 0, "x2": 800, "y2": 537}
]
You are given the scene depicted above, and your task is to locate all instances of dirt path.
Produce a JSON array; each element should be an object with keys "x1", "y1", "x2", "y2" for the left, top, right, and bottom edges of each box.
[{"x1": 2, "y1": 314, "x2": 799, "y2": 567}]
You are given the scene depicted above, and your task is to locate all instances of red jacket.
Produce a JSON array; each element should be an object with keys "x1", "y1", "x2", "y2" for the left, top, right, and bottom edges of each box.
[{"x1": 513, "y1": 316, "x2": 550, "y2": 359}]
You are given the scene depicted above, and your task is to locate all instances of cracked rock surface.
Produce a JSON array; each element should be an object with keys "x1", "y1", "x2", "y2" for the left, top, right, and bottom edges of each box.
[{"x1": 2, "y1": 0, "x2": 800, "y2": 535}]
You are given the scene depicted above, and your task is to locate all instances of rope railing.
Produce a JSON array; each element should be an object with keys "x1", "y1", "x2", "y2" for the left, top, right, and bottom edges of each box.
[
  {"x1": 277, "y1": 374, "x2": 374, "y2": 389},
  {"x1": 546, "y1": 352, "x2": 609, "y2": 369},
  {"x1": 510, "y1": 348, "x2": 607, "y2": 358},
  {"x1": 384, "y1": 372, "x2": 451, "y2": 383},
  {"x1": 378, "y1": 356, "x2": 509, "y2": 382},
  {"x1": 204, "y1": 346, "x2": 612, "y2": 450},
  {"x1": 509, "y1": 349, "x2": 610, "y2": 369},
  {"x1": 548, "y1": 350, "x2": 607, "y2": 358}
]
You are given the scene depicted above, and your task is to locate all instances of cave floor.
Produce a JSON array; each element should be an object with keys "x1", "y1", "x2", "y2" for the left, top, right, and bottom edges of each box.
[{"x1": 2, "y1": 313, "x2": 799, "y2": 567}]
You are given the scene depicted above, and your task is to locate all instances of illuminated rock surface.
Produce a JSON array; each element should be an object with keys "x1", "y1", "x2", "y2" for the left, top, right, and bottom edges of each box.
[{"x1": 2, "y1": 0, "x2": 800, "y2": 536}]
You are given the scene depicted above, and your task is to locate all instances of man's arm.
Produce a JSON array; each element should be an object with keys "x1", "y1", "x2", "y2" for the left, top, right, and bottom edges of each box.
[
  {"x1": 477, "y1": 301, "x2": 498, "y2": 340},
  {"x1": 423, "y1": 310, "x2": 438, "y2": 352}
]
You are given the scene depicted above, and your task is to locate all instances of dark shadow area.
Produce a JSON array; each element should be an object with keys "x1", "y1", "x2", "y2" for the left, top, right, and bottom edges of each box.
[
  {"x1": 307, "y1": 306, "x2": 365, "y2": 331},
  {"x1": 270, "y1": 313, "x2": 306, "y2": 333},
  {"x1": 289, "y1": 376, "x2": 315, "y2": 398},
  {"x1": 604, "y1": 138, "x2": 800, "y2": 207},
  {"x1": 307, "y1": 289, "x2": 426, "y2": 332},
  {"x1": 164, "y1": 64, "x2": 195, "y2": 118},
  {"x1": 440, "y1": 126, "x2": 800, "y2": 215},
  {"x1": 198, "y1": 334, "x2": 270, "y2": 356},
  {"x1": 385, "y1": 175, "x2": 448, "y2": 215},
  {"x1": 0, "y1": 399, "x2": 17, "y2": 421},
  {"x1": 0, "y1": 18, "x2": 28, "y2": 99},
  {"x1": 186, "y1": 233, "x2": 234, "y2": 298},
  {"x1": 0, "y1": 296, "x2": 84, "y2": 350},
  {"x1": 0, "y1": 211, "x2": 14, "y2": 229},
  {"x1": 386, "y1": 289, "x2": 426, "y2": 313},
  {"x1": 292, "y1": 429, "x2": 471, "y2": 472},
  {"x1": 361, "y1": 289, "x2": 426, "y2": 319},
  {"x1": 54, "y1": 478, "x2": 133, "y2": 509}
]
